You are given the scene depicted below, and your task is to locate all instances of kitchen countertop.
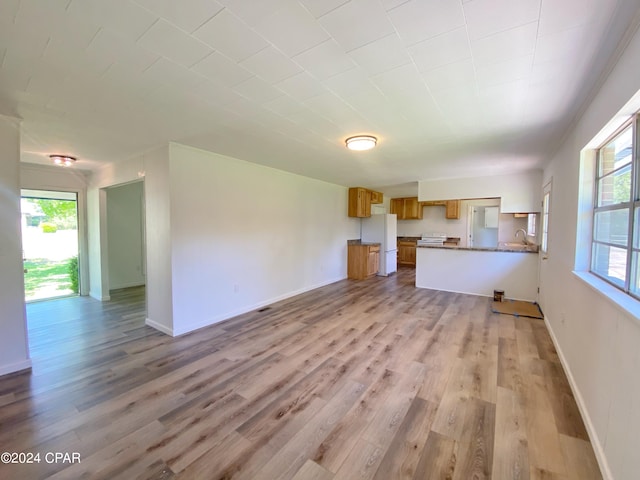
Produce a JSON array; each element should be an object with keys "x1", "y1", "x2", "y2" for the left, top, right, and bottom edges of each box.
[
  {"x1": 417, "y1": 244, "x2": 539, "y2": 254},
  {"x1": 348, "y1": 239, "x2": 381, "y2": 246}
]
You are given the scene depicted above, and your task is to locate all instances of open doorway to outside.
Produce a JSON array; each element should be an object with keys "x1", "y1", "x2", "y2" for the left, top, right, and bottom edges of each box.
[{"x1": 21, "y1": 189, "x2": 80, "y2": 302}]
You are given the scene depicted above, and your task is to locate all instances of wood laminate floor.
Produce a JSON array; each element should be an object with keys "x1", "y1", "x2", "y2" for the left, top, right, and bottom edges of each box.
[{"x1": 0, "y1": 269, "x2": 601, "y2": 479}]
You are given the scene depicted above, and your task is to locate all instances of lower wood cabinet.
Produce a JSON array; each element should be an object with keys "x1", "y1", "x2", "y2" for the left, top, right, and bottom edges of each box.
[
  {"x1": 397, "y1": 240, "x2": 417, "y2": 267},
  {"x1": 348, "y1": 244, "x2": 380, "y2": 279}
]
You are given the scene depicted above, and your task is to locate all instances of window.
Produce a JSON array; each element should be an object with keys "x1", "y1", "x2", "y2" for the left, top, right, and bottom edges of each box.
[
  {"x1": 541, "y1": 182, "x2": 551, "y2": 253},
  {"x1": 591, "y1": 116, "x2": 639, "y2": 295},
  {"x1": 527, "y1": 213, "x2": 537, "y2": 236}
]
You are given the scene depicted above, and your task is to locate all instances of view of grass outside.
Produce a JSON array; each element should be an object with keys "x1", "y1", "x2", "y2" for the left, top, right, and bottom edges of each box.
[{"x1": 21, "y1": 195, "x2": 79, "y2": 301}]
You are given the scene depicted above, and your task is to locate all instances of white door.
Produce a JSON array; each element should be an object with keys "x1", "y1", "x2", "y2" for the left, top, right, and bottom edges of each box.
[{"x1": 538, "y1": 180, "x2": 552, "y2": 307}]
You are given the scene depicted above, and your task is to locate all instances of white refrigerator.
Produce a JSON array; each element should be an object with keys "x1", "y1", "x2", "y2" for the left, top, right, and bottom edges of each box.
[{"x1": 361, "y1": 213, "x2": 398, "y2": 276}]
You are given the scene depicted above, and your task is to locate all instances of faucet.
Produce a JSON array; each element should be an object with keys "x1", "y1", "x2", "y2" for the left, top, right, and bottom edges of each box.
[{"x1": 515, "y1": 229, "x2": 528, "y2": 244}]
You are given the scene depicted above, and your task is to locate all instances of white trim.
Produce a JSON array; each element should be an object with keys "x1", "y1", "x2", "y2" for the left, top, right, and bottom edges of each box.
[
  {"x1": 145, "y1": 317, "x2": 173, "y2": 336},
  {"x1": 0, "y1": 359, "x2": 32, "y2": 377},
  {"x1": 109, "y1": 281, "x2": 146, "y2": 290},
  {"x1": 543, "y1": 314, "x2": 613, "y2": 480},
  {"x1": 89, "y1": 290, "x2": 110, "y2": 301},
  {"x1": 172, "y1": 276, "x2": 346, "y2": 337}
]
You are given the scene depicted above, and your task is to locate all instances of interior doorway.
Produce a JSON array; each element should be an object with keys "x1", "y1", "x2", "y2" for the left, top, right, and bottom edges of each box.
[{"x1": 20, "y1": 189, "x2": 80, "y2": 302}]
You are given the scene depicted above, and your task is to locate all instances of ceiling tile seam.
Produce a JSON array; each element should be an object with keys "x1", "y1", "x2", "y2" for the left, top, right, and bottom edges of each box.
[
  {"x1": 134, "y1": 16, "x2": 161, "y2": 44},
  {"x1": 12, "y1": 0, "x2": 23, "y2": 24},
  {"x1": 130, "y1": 0, "x2": 223, "y2": 35},
  {"x1": 296, "y1": 0, "x2": 345, "y2": 21},
  {"x1": 460, "y1": 3, "x2": 480, "y2": 105},
  {"x1": 191, "y1": 7, "x2": 329, "y2": 83},
  {"x1": 378, "y1": 2, "x2": 453, "y2": 136},
  {"x1": 542, "y1": 3, "x2": 640, "y2": 170},
  {"x1": 383, "y1": 0, "x2": 413, "y2": 14},
  {"x1": 84, "y1": 27, "x2": 104, "y2": 53},
  {"x1": 191, "y1": 51, "x2": 258, "y2": 88}
]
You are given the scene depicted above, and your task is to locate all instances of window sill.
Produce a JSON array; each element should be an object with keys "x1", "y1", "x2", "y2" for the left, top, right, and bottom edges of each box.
[{"x1": 572, "y1": 270, "x2": 640, "y2": 321}]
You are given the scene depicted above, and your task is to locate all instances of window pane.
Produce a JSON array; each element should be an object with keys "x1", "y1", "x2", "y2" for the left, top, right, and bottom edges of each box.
[
  {"x1": 631, "y1": 250, "x2": 640, "y2": 296},
  {"x1": 593, "y1": 208, "x2": 629, "y2": 246},
  {"x1": 592, "y1": 243, "x2": 627, "y2": 286},
  {"x1": 597, "y1": 164, "x2": 631, "y2": 206},
  {"x1": 598, "y1": 126, "x2": 632, "y2": 176},
  {"x1": 541, "y1": 191, "x2": 550, "y2": 253},
  {"x1": 634, "y1": 207, "x2": 640, "y2": 249}
]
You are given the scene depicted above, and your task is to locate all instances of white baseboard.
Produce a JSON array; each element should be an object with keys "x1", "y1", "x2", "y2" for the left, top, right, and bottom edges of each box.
[
  {"x1": 0, "y1": 358, "x2": 32, "y2": 377},
  {"x1": 543, "y1": 314, "x2": 613, "y2": 480},
  {"x1": 110, "y1": 281, "x2": 146, "y2": 290},
  {"x1": 89, "y1": 290, "x2": 110, "y2": 301},
  {"x1": 145, "y1": 318, "x2": 174, "y2": 336},
  {"x1": 172, "y1": 276, "x2": 346, "y2": 337}
]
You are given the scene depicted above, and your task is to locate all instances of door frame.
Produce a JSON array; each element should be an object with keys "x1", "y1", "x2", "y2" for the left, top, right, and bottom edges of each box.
[{"x1": 20, "y1": 187, "x2": 89, "y2": 298}]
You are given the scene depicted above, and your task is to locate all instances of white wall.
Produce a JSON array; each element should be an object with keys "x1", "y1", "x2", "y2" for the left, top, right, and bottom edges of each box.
[
  {"x1": 89, "y1": 146, "x2": 173, "y2": 333},
  {"x1": 0, "y1": 115, "x2": 30, "y2": 376},
  {"x1": 167, "y1": 143, "x2": 360, "y2": 335},
  {"x1": 418, "y1": 171, "x2": 542, "y2": 212},
  {"x1": 416, "y1": 247, "x2": 539, "y2": 301},
  {"x1": 540, "y1": 19, "x2": 640, "y2": 480},
  {"x1": 107, "y1": 182, "x2": 145, "y2": 289}
]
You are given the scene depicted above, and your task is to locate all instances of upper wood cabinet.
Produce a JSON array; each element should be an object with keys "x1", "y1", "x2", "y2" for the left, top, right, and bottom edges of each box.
[
  {"x1": 370, "y1": 190, "x2": 383, "y2": 204},
  {"x1": 348, "y1": 187, "x2": 371, "y2": 218},
  {"x1": 419, "y1": 199, "x2": 461, "y2": 219},
  {"x1": 348, "y1": 187, "x2": 383, "y2": 217},
  {"x1": 445, "y1": 200, "x2": 460, "y2": 219},
  {"x1": 390, "y1": 197, "x2": 423, "y2": 220}
]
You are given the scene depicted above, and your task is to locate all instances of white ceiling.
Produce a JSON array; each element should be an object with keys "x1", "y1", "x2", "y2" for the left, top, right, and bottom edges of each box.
[{"x1": 1, "y1": 0, "x2": 639, "y2": 188}]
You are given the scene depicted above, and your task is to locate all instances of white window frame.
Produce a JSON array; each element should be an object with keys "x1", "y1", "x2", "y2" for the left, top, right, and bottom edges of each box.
[{"x1": 590, "y1": 114, "x2": 638, "y2": 296}]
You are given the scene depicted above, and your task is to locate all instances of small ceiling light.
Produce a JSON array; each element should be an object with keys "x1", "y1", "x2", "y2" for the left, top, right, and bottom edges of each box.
[
  {"x1": 49, "y1": 154, "x2": 76, "y2": 167},
  {"x1": 345, "y1": 135, "x2": 377, "y2": 151}
]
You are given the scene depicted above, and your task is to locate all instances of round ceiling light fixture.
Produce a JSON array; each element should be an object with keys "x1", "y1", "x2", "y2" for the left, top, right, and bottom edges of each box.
[
  {"x1": 345, "y1": 135, "x2": 377, "y2": 151},
  {"x1": 49, "y1": 154, "x2": 77, "y2": 167}
]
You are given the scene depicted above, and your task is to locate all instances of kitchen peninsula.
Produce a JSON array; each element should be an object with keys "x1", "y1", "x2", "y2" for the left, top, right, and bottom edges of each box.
[{"x1": 416, "y1": 244, "x2": 539, "y2": 301}]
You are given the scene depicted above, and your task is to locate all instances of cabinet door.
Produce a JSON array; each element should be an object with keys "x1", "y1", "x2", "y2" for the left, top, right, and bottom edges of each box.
[
  {"x1": 390, "y1": 198, "x2": 405, "y2": 219},
  {"x1": 445, "y1": 200, "x2": 460, "y2": 219},
  {"x1": 368, "y1": 250, "x2": 379, "y2": 276},
  {"x1": 370, "y1": 190, "x2": 383, "y2": 204},
  {"x1": 404, "y1": 197, "x2": 423, "y2": 220},
  {"x1": 485, "y1": 206, "x2": 499, "y2": 228},
  {"x1": 397, "y1": 242, "x2": 417, "y2": 266},
  {"x1": 348, "y1": 188, "x2": 371, "y2": 217}
]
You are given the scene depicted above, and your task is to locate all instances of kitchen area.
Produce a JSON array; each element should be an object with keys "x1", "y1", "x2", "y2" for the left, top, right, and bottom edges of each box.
[{"x1": 346, "y1": 172, "x2": 542, "y2": 301}]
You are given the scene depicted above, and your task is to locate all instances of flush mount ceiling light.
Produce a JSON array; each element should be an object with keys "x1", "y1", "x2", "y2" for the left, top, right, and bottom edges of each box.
[
  {"x1": 345, "y1": 135, "x2": 377, "y2": 151},
  {"x1": 49, "y1": 154, "x2": 76, "y2": 167}
]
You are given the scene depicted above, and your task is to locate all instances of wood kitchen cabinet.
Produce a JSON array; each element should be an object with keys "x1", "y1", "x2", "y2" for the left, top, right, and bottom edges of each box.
[
  {"x1": 348, "y1": 188, "x2": 383, "y2": 217},
  {"x1": 370, "y1": 190, "x2": 383, "y2": 204},
  {"x1": 348, "y1": 244, "x2": 380, "y2": 279},
  {"x1": 348, "y1": 187, "x2": 371, "y2": 218},
  {"x1": 397, "y1": 240, "x2": 417, "y2": 267},
  {"x1": 420, "y1": 199, "x2": 461, "y2": 219},
  {"x1": 445, "y1": 200, "x2": 460, "y2": 219},
  {"x1": 389, "y1": 197, "x2": 423, "y2": 220}
]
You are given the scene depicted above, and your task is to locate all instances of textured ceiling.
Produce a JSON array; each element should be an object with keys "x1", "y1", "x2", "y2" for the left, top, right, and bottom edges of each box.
[{"x1": 1, "y1": 0, "x2": 639, "y2": 188}]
